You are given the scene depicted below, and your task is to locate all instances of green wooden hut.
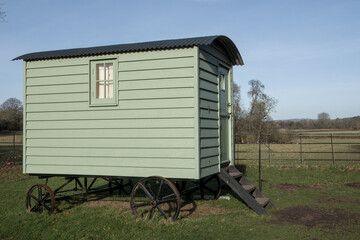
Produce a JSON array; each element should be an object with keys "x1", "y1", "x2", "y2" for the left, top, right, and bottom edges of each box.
[
  {"x1": 15, "y1": 35, "x2": 243, "y2": 180},
  {"x1": 15, "y1": 36, "x2": 272, "y2": 218}
]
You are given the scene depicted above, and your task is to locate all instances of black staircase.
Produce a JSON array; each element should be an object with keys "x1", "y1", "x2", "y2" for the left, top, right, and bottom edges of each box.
[{"x1": 219, "y1": 165, "x2": 273, "y2": 215}]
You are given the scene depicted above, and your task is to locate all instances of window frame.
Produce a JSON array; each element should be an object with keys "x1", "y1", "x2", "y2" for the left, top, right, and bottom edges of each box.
[{"x1": 89, "y1": 58, "x2": 118, "y2": 106}]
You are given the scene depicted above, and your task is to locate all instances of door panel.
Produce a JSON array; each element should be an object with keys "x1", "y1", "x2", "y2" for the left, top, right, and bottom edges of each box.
[{"x1": 219, "y1": 67, "x2": 230, "y2": 164}]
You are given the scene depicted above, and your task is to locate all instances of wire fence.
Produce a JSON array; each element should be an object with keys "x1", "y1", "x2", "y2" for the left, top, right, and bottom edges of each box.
[
  {"x1": 0, "y1": 131, "x2": 23, "y2": 166},
  {"x1": 235, "y1": 132, "x2": 360, "y2": 166}
]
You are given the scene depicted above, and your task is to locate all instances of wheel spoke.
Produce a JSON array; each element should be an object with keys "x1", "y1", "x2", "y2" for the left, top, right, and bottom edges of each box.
[
  {"x1": 156, "y1": 205, "x2": 168, "y2": 219},
  {"x1": 132, "y1": 202, "x2": 151, "y2": 209},
  {"x1": 149, "y1": 207, "x2": 155, "y2": 219},
  {"x1": 30, "y1": 194, "x2": 41, "y2": 202},
  {"x1": 156, "y1": 179, "x2": 164, "y2": 200},
  {"x1": 146, "y1": 181, "x2": 156, "y2": 199},
  {"x1": 42, "y1": 202, "x2": 51, "y2": 211},
  {"x1": 139, "y1": 183, "x2": 154, "y2": 200},
  {"x1": 157, "y1": 197, "x2": 178, "y2": 204}
]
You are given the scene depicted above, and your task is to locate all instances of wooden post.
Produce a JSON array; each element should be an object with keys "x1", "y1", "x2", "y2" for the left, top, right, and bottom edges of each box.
[
  {"x1": 299, "y1": 135, "x2": 303, "y2": 164},
  {"x1": 268, "y1": 142, "x2": 271, "y2": 165},
  {"x1": 258, "y1": 134, "x2": 262, "y2": 192},
  {"x1": 330, "y1": 133, "x2": 335, "y2": 164},
  {"x1": 13, "y1": 132, "x2": 16, "y2": 163}
]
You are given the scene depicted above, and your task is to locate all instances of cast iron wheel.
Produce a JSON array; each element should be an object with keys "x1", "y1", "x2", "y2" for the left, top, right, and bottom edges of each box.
[
  {"x1": 130, "y1": 176, "x2": 181, "y2": 220},
  {"x1": 26, "y1": 184, "x2": 55, "y2": 213}
]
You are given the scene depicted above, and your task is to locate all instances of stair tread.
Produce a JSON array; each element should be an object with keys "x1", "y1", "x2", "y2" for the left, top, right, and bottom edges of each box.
[
  {"x1": 242, "y1": 184, "x2": 256, "y2": 191},
  {"x1": 255, "y1": 197, "x2": 270, "y2": 206},
  {"x1": 229, "y1": 172, "x2": 243, "y2": 178}
]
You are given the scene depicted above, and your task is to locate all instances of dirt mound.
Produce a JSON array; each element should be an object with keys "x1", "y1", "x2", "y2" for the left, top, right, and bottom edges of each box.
[
  {"x1": 318, "y1": 196, "x2": 359, "y2": 204},
  {"x1": 345, "y1": 182, "x2": 360, "y2": 188},
  {"x1": 271, "y1": 183, "x2": 322, "y2": 192},
  {"x1": 270, "y1": 206, "x2": 358, "y2": 228}
]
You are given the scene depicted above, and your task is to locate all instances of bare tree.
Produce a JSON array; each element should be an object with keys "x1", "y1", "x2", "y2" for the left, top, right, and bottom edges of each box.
[
  {"x1": 0, "y1": 5, "x2": 6, "y2": 22},
  {"x1": 0, "y1": 98, "x2": 23, "y2": 131},
  {"x1": 247, "y1": 79, "x2": 277, "y2": 136}
]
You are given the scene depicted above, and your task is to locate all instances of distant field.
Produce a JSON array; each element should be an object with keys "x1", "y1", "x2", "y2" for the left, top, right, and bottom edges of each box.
[{"x1": 235, "y1": 130, "x2": 360, "y2": 166}]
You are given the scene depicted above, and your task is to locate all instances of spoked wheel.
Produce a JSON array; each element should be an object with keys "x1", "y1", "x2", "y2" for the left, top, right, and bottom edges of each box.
[
  {"x1": 181, "y1": 174, "x2": 222, "y2": 200},
  {"x1": 26, "y1": 184, "x2": 56, "y2": 213},
  {"x1": 130, "y1": 176, "x2": 181, "y2": 220}
]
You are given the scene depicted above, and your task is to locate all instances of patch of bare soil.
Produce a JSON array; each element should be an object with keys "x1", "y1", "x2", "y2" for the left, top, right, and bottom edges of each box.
[
  {"x1": 271, "y1": 183, "x2": 323, "y2": 192},
  {"x1": 345, "y1": 182, "x2": 360, "y2": 188},
  {"x1": 318, "y1": 196, "x2": 359, "y2": 204},
  {"x1": 270, "y1": 206, "x2": 359, "y2": 228},
  {"x1": 180, "y1": 202, "x2": 228, "y2": 219}
]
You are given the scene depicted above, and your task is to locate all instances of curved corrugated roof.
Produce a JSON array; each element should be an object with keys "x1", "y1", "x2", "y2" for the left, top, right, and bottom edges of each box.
[{"x1": 13, "y1": 35, "x2": 244, "y2": 65}]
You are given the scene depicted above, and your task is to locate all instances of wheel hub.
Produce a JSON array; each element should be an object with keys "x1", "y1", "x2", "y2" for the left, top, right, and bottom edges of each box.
[{"x1": 150, "y1": 200, "x2": 157, "y2": 207}]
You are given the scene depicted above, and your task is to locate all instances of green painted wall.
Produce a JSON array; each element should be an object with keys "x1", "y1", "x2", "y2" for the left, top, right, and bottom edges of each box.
[
  {"x1": 23, "y1": 45, "x2": 234, "y2": 180},
  {"x1": 24, "y1": 48, "x2": 198, "y2": 179},
  {"x1": 198, "y1": 45, "x2": 233, "y2": 178}
]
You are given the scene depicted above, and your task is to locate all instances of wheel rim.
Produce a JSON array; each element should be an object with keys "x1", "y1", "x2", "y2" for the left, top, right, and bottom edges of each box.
[
  {"x1": 26, "y1": 184, "x2": 55, "y2": 213},
  {"x1": 130, "y1": 176, "x2": 181, "y2": 220}
]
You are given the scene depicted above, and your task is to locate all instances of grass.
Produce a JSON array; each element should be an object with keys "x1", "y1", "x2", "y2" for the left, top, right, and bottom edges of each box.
[{"x1": 0, "y1": 165, "x2": 359, "y2": 240}]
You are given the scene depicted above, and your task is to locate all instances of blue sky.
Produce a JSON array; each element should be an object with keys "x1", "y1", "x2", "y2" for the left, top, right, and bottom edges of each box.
[{"x1": 1, "y1": 0, "x2": 359, "y2": 120}]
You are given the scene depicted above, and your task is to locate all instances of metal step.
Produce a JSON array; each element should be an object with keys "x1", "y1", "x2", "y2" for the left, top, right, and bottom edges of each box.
[{"x1": 255, "y1": 197, "x2": 270, "y2": 207}]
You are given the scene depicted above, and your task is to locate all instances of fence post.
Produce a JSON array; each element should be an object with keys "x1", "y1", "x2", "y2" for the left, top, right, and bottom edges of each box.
[
  {"x1": 330, "y1": 133, "x2": 335, "y2": 164},
  {"x1": 258, "y1": 134, "x2": 262, "y2": 192},
  {"x1": 268, "y1": 142, "x2": 271, "y2": 165},
  {"x1": 299, "y1": 135, "x2": 303, "y2": 164},
  {"x1": 13, "y1": 132, "x2": 16, "y2": 164}
]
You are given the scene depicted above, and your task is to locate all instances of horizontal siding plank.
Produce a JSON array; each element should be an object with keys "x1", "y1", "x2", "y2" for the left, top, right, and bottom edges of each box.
[
  {"x1": 27, "y1": 138, "x2": 195, "y2": 148},
  {"x1": 27, "y1": 147, "x2": 195, "y2": 159},
  {"x1": 119, "y1": 68, "x2": 194, "y2": 80},
  {"x1": 199, "y1": 90, "x2": 217, "y2": 102},
  {"x1": 27, "y1": 93, "x2": 88, "y2": 104},
  {"x1": 27, "y1": 156, "x2": 194, "y2": 168},
  {"x1": 200, "y1": 164, "x2": 219, "y2": 178},
  {"x1": 27, "y1": 128, "x2": 195, "y2": 139},
  {"x1": 199, "y1": 69, "x2": 217, "y2": 84},
  {"x1": 199, "y1": 59, "x2": 217, "y2": 74},
  {"x1": 199, "y1": 50, "x2": 218, "y2": 66},
  {"x1": 199, "y1": 79, "x2": 217, "y2": 93},
  {"x1": 25, "y1": 165, "x2": 196, "y2": 179},
  {"x1": 200, "y1": 129, "x2": 219, "y2": 138},
  {"x1": 27, "y1": 75, "x2": 88, "y2": 86},
  {"x1": 118, "y1": 48, "x2": 194, "y2": 62},
  {"x1": 200, "y1": 46, "x2": 231, "y2": 65},
  {"x1": 27, "y1": 83, "x2": 87, "y2": 95},
  {"x1": 119, "y1": 57, "x2": 193, "y2": 71},
  {"x1": 200, "y1": 119, "x2": 218, "y2": 129},
  {"x1": 199, "y1": 109, "x2": 218, "y2": 120},
  {"x1": 27, "y1": 65, "x2": 88, "y2": 78},
  {"x1": 120, "y1": 78, "x2": 194, "y2": 90},
  {"x1": 27, "y1": 58, "x2": 89, "y2": 69},
  {"x1": 119, "y1": 88, "x2": 194, "y2": 100},
  {"x1": 200, "y1": 99, "x2": 218, "y2": 111},
  {"x1": 200, "y1": 148, "x2": 219, "y2": 158},
  {"x1": 200, "y1": 156, "x2": 219, "y2": 168},
  {"x1": 27, "y1": 108, "x2": 195, "y2": 121},
  {"x1": 26, "y1": 98, "x2": 195, "y2": 112},
  {"x1": 200, "y1": 138, "x2": 219, "y2": 148},
  {"x1": 27, "y1": 118, "x2": 195, "y2": 129}
]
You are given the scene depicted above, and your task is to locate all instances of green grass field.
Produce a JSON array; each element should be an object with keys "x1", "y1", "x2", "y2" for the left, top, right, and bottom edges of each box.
[{"x1": 0, "y1": 165, "x2": 359, "y2": 240}]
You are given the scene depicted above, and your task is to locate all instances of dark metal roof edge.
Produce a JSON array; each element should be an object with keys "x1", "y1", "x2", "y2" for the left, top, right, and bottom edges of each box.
[{"x1": 13, "y1": 35, "x2": 243, "y2": 65}]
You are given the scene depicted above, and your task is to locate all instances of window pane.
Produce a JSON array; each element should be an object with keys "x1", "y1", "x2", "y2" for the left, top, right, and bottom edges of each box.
[
  {"x1": 96, "y1": 81, "x2": 105, "y2": 99},
  {"x1": 96, "y1": 64, "x2": 104, "y2": 81},
  {"x1": 220, "y1": 74, "x2": 226, "y2": 91},
  {"x1": 106, "y1": 82, "x2": 114, "y2": 98},
  {"x1": 105, "y1": 63, "x2": 113, "y2": 80}
]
